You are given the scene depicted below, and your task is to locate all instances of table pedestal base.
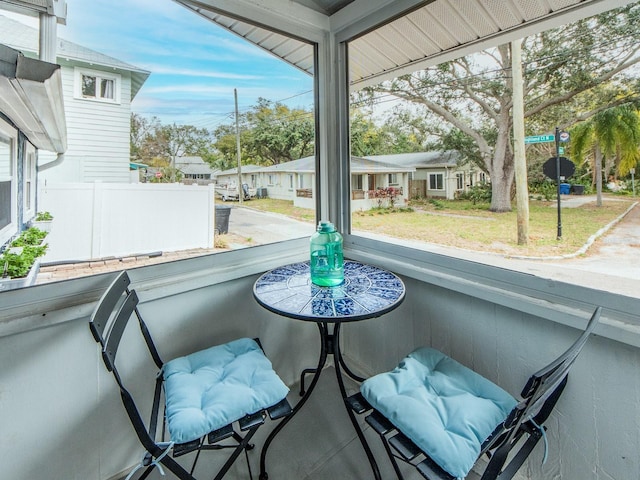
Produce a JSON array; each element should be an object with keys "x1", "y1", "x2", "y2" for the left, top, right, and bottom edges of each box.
[{"x1": 259, "y1": 322, "x2": 381, "y2": 480}]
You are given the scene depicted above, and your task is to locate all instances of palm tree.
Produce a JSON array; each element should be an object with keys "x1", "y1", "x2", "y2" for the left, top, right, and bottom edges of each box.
[{"x1": 571, "y1": 103, "x2": 640, "y2": 206}]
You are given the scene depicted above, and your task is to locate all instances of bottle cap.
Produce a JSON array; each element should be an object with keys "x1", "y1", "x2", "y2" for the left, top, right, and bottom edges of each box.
[{"x1": 317, "y1": 221, "x2": 336, "y2": 233}]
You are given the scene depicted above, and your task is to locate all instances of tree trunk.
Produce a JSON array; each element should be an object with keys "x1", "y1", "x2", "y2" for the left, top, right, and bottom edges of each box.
[
  {"x1": 595, "y1": 146, "x2": 603, "y2": 207},
  {"x1": 488, "y1": 119, "x2": 515, "y2": 212},
  {"x1": 490, "y1": 167, "x2": 515, "y2": 212}
]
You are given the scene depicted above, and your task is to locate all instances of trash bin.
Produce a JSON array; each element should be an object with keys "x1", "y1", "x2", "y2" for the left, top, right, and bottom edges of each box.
[
  {"x1": 215, "y1": 205, "x2": 231, "y2": 234},
  {"x1": 559, "y1": 183, "x2": 571, "y2": 195},
  {"x1": 571, "y1": 184, "x2": 585, "y2": 195}
]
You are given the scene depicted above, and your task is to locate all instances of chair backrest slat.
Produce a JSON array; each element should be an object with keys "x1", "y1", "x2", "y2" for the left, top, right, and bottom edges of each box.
[
  {"x1": 521, "y1": 307, "x2": 601, "y2": 400},
  {"x1": 103, "y1": 290, "x2": 139, "y2": 372},
  {"x1": 89, "y1": 271, "x2": 130, "y2": 345},
  {"x1": 503, "y1": 307, "x2": 601, "y2": 434}
]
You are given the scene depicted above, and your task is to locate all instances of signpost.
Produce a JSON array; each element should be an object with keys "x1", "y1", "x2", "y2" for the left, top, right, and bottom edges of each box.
[
  {"x1": 527, "y1": 128, "x2": 571, "y2": 239},
  {"x1": 554, "y1": 127, "x2": 571, "y2": 239},
  {"x1": 631, "y1": 168, "x2": 636, "y2": 196}
]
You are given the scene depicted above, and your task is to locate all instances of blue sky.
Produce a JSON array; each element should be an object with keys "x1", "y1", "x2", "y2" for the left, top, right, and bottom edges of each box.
[{"x1": 18, "y1": 0, "x2": 314, "y2": 129}]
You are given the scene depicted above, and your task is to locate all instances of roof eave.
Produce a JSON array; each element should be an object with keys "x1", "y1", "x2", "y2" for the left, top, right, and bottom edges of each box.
[{"x1": 0, "y1": 44, "x2": 67, "y2": 152}]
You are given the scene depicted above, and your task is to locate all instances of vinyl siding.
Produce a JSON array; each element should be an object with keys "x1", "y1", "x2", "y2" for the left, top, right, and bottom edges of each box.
[{"x1": 40, "y1": 60, "x2": 133, "y2": 183}]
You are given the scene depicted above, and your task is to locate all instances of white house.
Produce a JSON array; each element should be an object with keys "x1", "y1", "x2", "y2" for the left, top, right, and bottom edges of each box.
[
  {"x1": 366, "y1": 151, "x2": 486, "y2": 200},
  {"x1": 216, "y1": 155, "x2": 414, "y2": 210},
  {"x1": 175, "y1": 156, "x2": 218, "y2": 185},
  {"x1": 0, "y1": 14, "x2": 150, "y2": 184}
]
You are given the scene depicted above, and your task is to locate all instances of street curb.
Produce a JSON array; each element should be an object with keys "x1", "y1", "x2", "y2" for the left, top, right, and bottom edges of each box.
[{"x1": 506, "y1": 201, "x2": 639, "y2": 261}]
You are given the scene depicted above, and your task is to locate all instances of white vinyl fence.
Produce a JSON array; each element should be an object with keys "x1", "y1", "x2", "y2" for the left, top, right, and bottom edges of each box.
[{"x1": 38, "y1": 182, "x2": 215, "y2": 262}]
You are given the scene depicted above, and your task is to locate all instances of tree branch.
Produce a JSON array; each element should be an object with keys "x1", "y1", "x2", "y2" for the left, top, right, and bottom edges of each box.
[{"x1": 525, "y1": 52, "x2": 640, "y2": 118}]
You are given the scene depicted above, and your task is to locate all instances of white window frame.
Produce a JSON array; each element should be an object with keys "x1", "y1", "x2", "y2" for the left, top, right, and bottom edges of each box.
[
  {"x1": 268, "y1": 174, "x2": 276, "y2": 186},
  {"x1": 429, "y1": 172, "x2": 444, "y2": 191},
  {"x1": 0, "y1": 118, "x2": 17, "y2": 247},
  {"x1": 288, "y1": 174, "x2": 294, "y2": 189},
  {"x1": 388, "y1": 173, "x2": 398, "y2": 185},
  {"x1": 456, "y1": 172, "x2": 464, "y2": 190},
  {"x1": 74, "y1": 67, "x2": 121, "y2": 104}
]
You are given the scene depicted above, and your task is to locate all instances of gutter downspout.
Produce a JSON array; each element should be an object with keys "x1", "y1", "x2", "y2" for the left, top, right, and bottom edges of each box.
[
  {"x1": 38, "y1": 153, "x2": 64, "y2": 171},
  {"x1": 37, "y1": 8, "x2": 66, "y2": 172}
]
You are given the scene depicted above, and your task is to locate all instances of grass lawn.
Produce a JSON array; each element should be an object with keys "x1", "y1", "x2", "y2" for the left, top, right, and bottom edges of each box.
[{"x1": 241, "y1": 195, "x2": 635, "y2": 257}]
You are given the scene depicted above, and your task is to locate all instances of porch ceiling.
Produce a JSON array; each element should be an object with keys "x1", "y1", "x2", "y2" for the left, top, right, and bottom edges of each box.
[{"x1": 174, "y1": 0, "x2": 635, "y2": 88}]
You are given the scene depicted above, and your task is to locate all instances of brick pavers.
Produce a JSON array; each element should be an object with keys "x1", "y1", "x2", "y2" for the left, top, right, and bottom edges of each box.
[{"x1": 35, "y1": 247, "x2": 223, "y2": 284}]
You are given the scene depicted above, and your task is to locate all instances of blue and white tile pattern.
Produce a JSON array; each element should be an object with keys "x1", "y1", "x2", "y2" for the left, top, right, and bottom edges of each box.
[{"x1": 254, "y1": 261, "x2": 405, "y2": 322}]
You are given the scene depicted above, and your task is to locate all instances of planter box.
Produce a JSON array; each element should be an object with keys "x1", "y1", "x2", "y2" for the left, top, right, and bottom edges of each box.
[
  {"x1": 32, "y1": 220, "x2": 53, "y2": 233},
  {"x1": 0, "y1": 259, "x2": 41, "y2": 292}
]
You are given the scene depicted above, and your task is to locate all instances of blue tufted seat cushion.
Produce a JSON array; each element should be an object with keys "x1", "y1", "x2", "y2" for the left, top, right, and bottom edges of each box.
[
  {"x1": 163, "y1": 337, "x2": 289, "y2": 445},
  {"x1": 360, "y1": 347, "x2": 517, "y2": 479}
]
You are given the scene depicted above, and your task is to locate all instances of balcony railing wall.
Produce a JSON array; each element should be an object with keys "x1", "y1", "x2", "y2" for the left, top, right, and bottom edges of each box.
[{"x1": 1, "y1": 242, "x2": 639, "y2": 479}]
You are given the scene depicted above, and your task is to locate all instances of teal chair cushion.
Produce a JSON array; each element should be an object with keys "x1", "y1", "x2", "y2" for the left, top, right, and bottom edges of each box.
[
  {"x1": 361, "y1": 347, "x2": 517, "y2": 478},
  {"x1": 163, "y1": 337, "x2": 289, "y2": 445}
]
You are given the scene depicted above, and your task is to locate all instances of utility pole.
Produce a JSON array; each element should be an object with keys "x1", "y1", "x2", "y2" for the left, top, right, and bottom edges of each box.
[
  {"x1": 511, "y1": 39, "x2": 529, "y2": 245},
  {"x1": 234, "y1": 88, "x2": 243, "y2": 205}
]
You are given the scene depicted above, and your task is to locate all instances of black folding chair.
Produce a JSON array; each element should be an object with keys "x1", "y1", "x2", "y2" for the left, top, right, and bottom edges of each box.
[
  {"x1": 89, "y1": 271, "x2": 292, "y2": 480},
  {"x1": 348, "y1": 307, "x2": 601, "y2": 480}
]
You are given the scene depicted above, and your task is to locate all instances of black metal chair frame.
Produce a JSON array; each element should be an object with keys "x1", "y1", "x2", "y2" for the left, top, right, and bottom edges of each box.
[
  {"x1": 89, "y1": 271, "x2": 291, "y2": 480},
  {"x1": 348, "y1": 306, "x2": 601, "y2": 480}
]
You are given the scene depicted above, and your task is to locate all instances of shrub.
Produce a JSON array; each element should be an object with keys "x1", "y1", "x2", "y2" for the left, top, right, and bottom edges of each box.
[{"x1": 458, "y1": 184, "x2": 492, "y2": 204}]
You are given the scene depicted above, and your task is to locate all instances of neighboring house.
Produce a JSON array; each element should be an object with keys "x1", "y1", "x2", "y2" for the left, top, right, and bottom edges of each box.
[
  {"x1": 0, "y1": 43, "x2": 66, "y2": 248},
  {"x1": 0, "y1": 15, "x2": 150, "y2": 184},
  {"x1": 175, "y1": 156, "x2": 218, "y2": 185},
  {"x1": 366, "y1": 151, "x2": 485, "y2": 200},
  {"x1": 216, "y1": 156, "x2": 414, "y2": 211}
]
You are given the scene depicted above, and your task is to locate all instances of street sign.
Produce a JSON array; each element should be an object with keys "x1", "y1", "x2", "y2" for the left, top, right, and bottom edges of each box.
[
  {"x1": 559, "y1": 131, "x2": 570, "y2": 142},
  {"x1": 543, "y1": 157, "x2": 575, "y2": 179},
  {"x1": 525, "y1": 134, "x2": 555, "y2": 144},
  {"x1": 559, "y1": 147, "x2": 565, "y2": 155}
]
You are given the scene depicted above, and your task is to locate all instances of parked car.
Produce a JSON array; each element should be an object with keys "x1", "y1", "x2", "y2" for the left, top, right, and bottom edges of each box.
[{"x1": 215, "y1": 183, "x2": 257, "y2": 201}]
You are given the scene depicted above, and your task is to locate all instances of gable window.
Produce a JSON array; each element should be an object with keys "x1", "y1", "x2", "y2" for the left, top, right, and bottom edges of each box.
[
  {"x1": 75, "y1": 68, "x2": 120, "y2": 103},
  {"x1": 429, "y1": 173, "x2": 444, "y2": 190}
]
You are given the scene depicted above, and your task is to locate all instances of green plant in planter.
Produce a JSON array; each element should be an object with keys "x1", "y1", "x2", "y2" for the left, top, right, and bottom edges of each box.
[
  {"x1": 11, "y1": 227, "x2": 47, "y2": 247},
  {"x1": 35, "y1": 211, "x2": 53, "y2": 221},
  {"x1": 1, "y1": 227, "x2": 48, "y2": 279}
]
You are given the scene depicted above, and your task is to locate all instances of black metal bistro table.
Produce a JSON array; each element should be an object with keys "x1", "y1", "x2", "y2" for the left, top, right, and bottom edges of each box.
[{"x1": 253, "y1": 260, "x2": 405, "y2": 480}]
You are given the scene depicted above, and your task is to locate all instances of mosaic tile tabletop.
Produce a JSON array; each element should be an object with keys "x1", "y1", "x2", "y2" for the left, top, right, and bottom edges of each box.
[{"x1": 253, "y1": 261, "x2": 405, "y2": 322}]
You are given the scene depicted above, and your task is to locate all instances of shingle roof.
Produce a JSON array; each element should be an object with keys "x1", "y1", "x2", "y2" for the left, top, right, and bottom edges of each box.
[
  {"x1": 0, "y1": 15, "x2": 150, "y2": 99},
  {"x1": 218, "y1": 155, "x2": 415, "y2": 175},
  {"x1": 366, "y1": 151, "x2": 461, "y2": 168},
  {"x1": 175, "y1": 156, "x2": 218, "y2": 175}
]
